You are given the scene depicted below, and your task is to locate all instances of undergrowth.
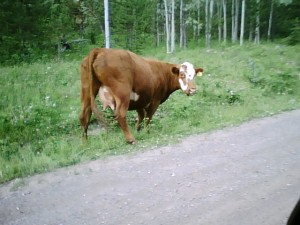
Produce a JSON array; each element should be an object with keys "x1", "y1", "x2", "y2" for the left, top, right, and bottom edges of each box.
[{"x1": 0, "y1": 43, "x2": 299, "y2": 184}]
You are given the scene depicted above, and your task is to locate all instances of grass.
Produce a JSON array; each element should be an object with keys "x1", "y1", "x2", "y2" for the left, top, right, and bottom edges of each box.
[{"x1": 0, "y1": 42, "x2": 300, "y2": 184}]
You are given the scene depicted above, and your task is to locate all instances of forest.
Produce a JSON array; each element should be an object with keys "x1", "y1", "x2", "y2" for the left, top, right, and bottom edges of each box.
[{"x1": 0, "y1": 0, "x2": 299, "y2": 65}]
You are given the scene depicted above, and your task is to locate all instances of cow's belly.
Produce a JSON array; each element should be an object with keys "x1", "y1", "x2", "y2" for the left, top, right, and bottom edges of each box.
[
  {"x1": 128, "y1": 98, "x2": 150, "y2": 111},
  {"x1": 128, "y1": 91, "x2": 153, "y2": 110}
]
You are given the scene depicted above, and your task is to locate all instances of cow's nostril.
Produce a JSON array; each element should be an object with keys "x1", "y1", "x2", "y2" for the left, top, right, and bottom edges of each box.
[{"x1": 190, "y1": 88, "x2": 196, "y2": 94}]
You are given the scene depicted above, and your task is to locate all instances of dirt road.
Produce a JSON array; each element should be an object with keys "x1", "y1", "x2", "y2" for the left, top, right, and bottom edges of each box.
[{"x1": 1, "y1": 110, "x2": 300, "y2": 225}]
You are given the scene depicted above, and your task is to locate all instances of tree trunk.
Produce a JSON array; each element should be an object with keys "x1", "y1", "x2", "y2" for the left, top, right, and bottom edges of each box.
[
  {"x1": 197, "y1": 0, "x2": 201, "y2": 44},
  {"x1": 164, "y1": 0, "x2": 170, "y2": 53},
  {"x1": 206, "y1": 0, "x2": 213, "y2": 48},
  {"x1": 231, "y1": 0, "x2": 235, "y2": 43},
  {"x1": 104, "y1": 0, "x2": 110, "y2": 48},
  {"x1": 156, "y1": 3, "x2": 160, "y2": 47},
  {"x1": 218, "y1": 1, "x2": 222, "y2": 43},
  {"x1": 209, "y1": 0, "x2": 214, "y2": 42},
  {"x1": 205, "y1": 0, "x2": 209, "y2": 47},
  {"x1": 249, "y1": 20, "x2": 253, "y2": 41},
  {"x1": 223, "y1": 0, "x2": 227, "y2": 43},
  {"x1": 240, "y1": 0, "x2": 245, "y2": 45},
  {"x1": 267, "y1": 0, "x2": 274, "y2": 41},
  {"x1": 171, "y1": 0, "x2": 175, "y2": 52},
  {"x1": 180, "y1": 0, "x2": 184, "y2": 48},
  {"x1": 234, "y1": 0, "x2": 239, "y2": 43},
  {"x1": 255, "y1": 0, "x2": 260, "y2": 44}
]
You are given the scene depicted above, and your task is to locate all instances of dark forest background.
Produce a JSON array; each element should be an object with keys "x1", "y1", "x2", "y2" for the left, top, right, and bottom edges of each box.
[{"x1": 0, "y1": 0, "x2": 299, "y2": 65}]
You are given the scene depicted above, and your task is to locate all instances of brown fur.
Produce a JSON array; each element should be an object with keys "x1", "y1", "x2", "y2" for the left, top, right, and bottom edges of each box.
[{"x1": 80, "y1": 48, "x2": 203, "y2": 143}]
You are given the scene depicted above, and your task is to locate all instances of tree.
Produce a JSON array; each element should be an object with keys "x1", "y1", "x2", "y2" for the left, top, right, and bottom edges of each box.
[
  {"x1": 163, "y1": 0, "x2": 175, "y2": 53},
  {"x1": 205, "y1": 0, "x2": 209, "y2": 47},
  {"x1": 205, "y1": 0, "x2": 213, "y2": 48},
  {"x1": 240, "y1": 0, "x2": 245, "y2": 45},
  {"x1": 209, "y1": 0, "x2": 214, "y2": 46},
  {"x1": 163, "y1": 0, "x2": 171, "y2": 53},
  {"x1": 171, "y1": 0, "x2": 175, "y2": 52},
  {"x1": 223, "y1": 0, "x2": 227, "y2": 43},
  {"x1": 104, "y1": 0, "x2": 110, "y2": 48},
  {"x1": 255, "y1": 0, "x2": 260, "y2": 44},
  {"x1": 233, "y1": 0, "x2": 239, "y2": 43},
  {"x1": 196, "y1": 0, "x2": 201, "y2": 44},
  {"x1": 180, "y1": 0, "x2": 185, "y2": 48},
  {"x1": 267, "y1": 0, "x2": 274, "y2": 41},
  {"x1": 217, "y1": 0, "x2": 222, "y2": 42}
]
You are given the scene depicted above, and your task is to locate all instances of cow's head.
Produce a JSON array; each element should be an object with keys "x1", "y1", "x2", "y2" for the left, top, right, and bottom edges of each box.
[{"x1": 172, "y1": 62, "x2": 204, "y2": 96}]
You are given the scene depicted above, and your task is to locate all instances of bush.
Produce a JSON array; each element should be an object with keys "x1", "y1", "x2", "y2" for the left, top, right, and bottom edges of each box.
[{"x1": 286, "y1": 19, "x2": 300, "y2": 45}]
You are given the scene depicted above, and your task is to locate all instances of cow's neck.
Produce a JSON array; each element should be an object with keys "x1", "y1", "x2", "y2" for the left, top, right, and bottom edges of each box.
[
  {"x1": 164, "y1": 63, "x2": 181, "y2": 94},
  {"x1": 147, "y1": 59, "x2": 181, "y2": 96}
]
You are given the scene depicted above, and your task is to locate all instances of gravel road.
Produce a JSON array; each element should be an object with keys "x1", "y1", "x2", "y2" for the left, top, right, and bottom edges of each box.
[{"x1": 1, "y1": 110, "x2": 300, "y2": 225}]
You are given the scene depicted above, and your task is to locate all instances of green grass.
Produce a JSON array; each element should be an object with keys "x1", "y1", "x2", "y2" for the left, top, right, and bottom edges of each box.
[{"x1": 1, "y1": 42, "x2": 300, "y2": 184}]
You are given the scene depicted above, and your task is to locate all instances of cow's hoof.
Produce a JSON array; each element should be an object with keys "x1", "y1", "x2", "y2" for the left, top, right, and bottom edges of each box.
[{"x1": 127, "y1": 139, "x2": 136, "y2": 145}]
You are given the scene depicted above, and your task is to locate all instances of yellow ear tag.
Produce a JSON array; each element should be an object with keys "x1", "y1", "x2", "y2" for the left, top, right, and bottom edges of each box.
[{"x1": 196, "y1": 72, "x2": 203, "y2": 77}]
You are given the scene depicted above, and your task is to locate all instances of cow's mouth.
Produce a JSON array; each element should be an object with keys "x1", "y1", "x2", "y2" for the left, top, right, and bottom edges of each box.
[{"x1": 186, "y1": 88, "x2": 196, "y2": 96}]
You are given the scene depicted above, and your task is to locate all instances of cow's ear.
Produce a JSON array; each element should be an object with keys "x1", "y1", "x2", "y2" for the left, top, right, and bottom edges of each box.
[
  {"x1": 172, "y1": 66, "x2": 180, "y2": 75},
  {"x1": 195, "y1": 68, "x2": 204, "y2": 76}
]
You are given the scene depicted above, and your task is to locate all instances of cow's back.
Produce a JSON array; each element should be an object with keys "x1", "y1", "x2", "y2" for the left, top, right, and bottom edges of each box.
[{"x1": 92, "y1": 49, "x2": 161, "y2": 109}]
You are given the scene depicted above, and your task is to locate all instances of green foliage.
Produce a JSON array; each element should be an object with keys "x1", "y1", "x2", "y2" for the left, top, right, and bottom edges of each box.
[
  {"x1": 245, "y1": 45, "x2": 300, "y2": 95},
  {"x1": 110, "y1": 0, "x2": 156, "y2": 53},
  {"x1": 1, "y1": 0, "x2": 299, "y2": 65},
  {"x1": 0, "y1": 43, "x2": 300, "y2": 184},
  {"x1": 286, "y1": 19, "x2": 300, "y2": 45}
]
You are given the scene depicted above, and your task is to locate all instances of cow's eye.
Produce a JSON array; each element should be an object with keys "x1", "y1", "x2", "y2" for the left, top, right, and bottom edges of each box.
[{"x1": 179, "y1": 73, "x2": 186, "y2": 79}]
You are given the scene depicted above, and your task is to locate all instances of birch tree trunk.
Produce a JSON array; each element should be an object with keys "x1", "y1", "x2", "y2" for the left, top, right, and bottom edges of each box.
[
  {"x1": 234, "y1": 0, "x2": 239, "y2": 43},
  {"x1": 255, "y1": 0, "x2": 260, "y2": 44},
  {"x1": 231, "y1": 0, "x2": 235, "y2": 43},
  {"x1": 223, "y1": 0, "x2": 227, "y2": 43},
  {"x1": 171, "y1": 0, "x2": 175, "y2": 52},
  {"x1": 205, "y1": 0, "x2": 209, "y2": 47},
  {"x1": 104, "y1": 0, "x2": 110, "y2": 48},
  {"x1": 197, "y1": 0, "x2": 201, "y2": 44},
  {"x1": 218, "y1": 1, "x2": 222, "y2": 43},
  {"x1": 240, "y1": 0, "x2": 245, "y2": 45},
  {"x1": 180, "y1": 0, "x2": 184, "y2": 48},
  {"x1": 267, "y1": 0, "x2": 274, "y2": 41},
  {"x1": 156, "y1": 3, "x2": 160, "y2": 47},
  {"x1": 249, "y1": 21, "x2": 253, "y2": 41},
  {"x1": 207, "y1": 0, "x2": 213, "y2": 48},
  {"x1": 164, "y1": 0, "x2": 170, "y2": 53}
]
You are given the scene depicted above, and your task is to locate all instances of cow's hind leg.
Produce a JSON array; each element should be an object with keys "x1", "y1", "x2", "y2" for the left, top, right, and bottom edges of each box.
[
  {"x1": 80, "y1": 82, "x2": 100, "y2": 139},
  {"x1": 114, "y1": 97, "x2": 135, "y2": 144},
  {"x1": 80, "y1": 104, "x2": 91, "y2": 139},
  {"x1": 80, "y1": 85, "x2": 92, "y2": 139}
]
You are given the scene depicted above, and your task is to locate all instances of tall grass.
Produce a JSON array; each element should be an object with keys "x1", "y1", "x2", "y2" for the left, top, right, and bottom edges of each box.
[{"x1": 0, "y1": 43, "x2": 299, "y2": 184}]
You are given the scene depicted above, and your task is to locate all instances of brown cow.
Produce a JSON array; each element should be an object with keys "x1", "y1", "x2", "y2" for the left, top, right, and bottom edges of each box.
[{"x1": 80, "y1": 48, "x2": 203, "y2": 144}]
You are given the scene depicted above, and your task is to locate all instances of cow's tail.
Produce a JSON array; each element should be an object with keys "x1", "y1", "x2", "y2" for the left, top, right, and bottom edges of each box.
[{"x1": 87, "y1": 48, "x2": 108, "y2": 127}]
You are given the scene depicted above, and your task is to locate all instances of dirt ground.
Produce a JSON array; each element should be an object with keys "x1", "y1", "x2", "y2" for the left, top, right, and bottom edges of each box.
[{"x1": 0, "y1": 110, "x2": 300, "y2": 225}]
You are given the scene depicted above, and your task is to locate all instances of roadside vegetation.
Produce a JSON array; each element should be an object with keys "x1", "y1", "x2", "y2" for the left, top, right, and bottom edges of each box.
[{"x1": 0, "y1": 42, "x2": 300, "y2": 184}]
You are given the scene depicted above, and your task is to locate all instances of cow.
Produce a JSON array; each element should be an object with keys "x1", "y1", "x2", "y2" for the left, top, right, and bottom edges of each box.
[{"x1": 80, "y1": 48, "x2": 203, "y2": 144}]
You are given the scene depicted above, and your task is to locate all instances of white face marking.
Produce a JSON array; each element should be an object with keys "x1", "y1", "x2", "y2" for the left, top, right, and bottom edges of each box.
[
  {"x1": 130, "y1": 92, "x2": 139, "y2": 101},
  {"x1": 178, "y1": 62, "x2": 196, "y2": 92},
  {"x1": 179, "y1": 79, "x2": 188, "y2": 91},
  {"x1": 180, "y1": 62, "x2": 196, "y2": 81}
]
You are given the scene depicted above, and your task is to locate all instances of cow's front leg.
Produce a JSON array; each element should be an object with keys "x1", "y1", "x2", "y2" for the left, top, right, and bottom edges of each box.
[
  {"x1": 144, "y1": 101, "x2": 160, "y2": 133},
  {"x1": 135, "y1": 108, "x2": 145, "y2": 131}
]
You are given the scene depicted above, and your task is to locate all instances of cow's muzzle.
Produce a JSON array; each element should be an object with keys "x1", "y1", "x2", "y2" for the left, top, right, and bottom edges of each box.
[{"x1": 186, "y1": 88, "x2": 196, "y2": 96}]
